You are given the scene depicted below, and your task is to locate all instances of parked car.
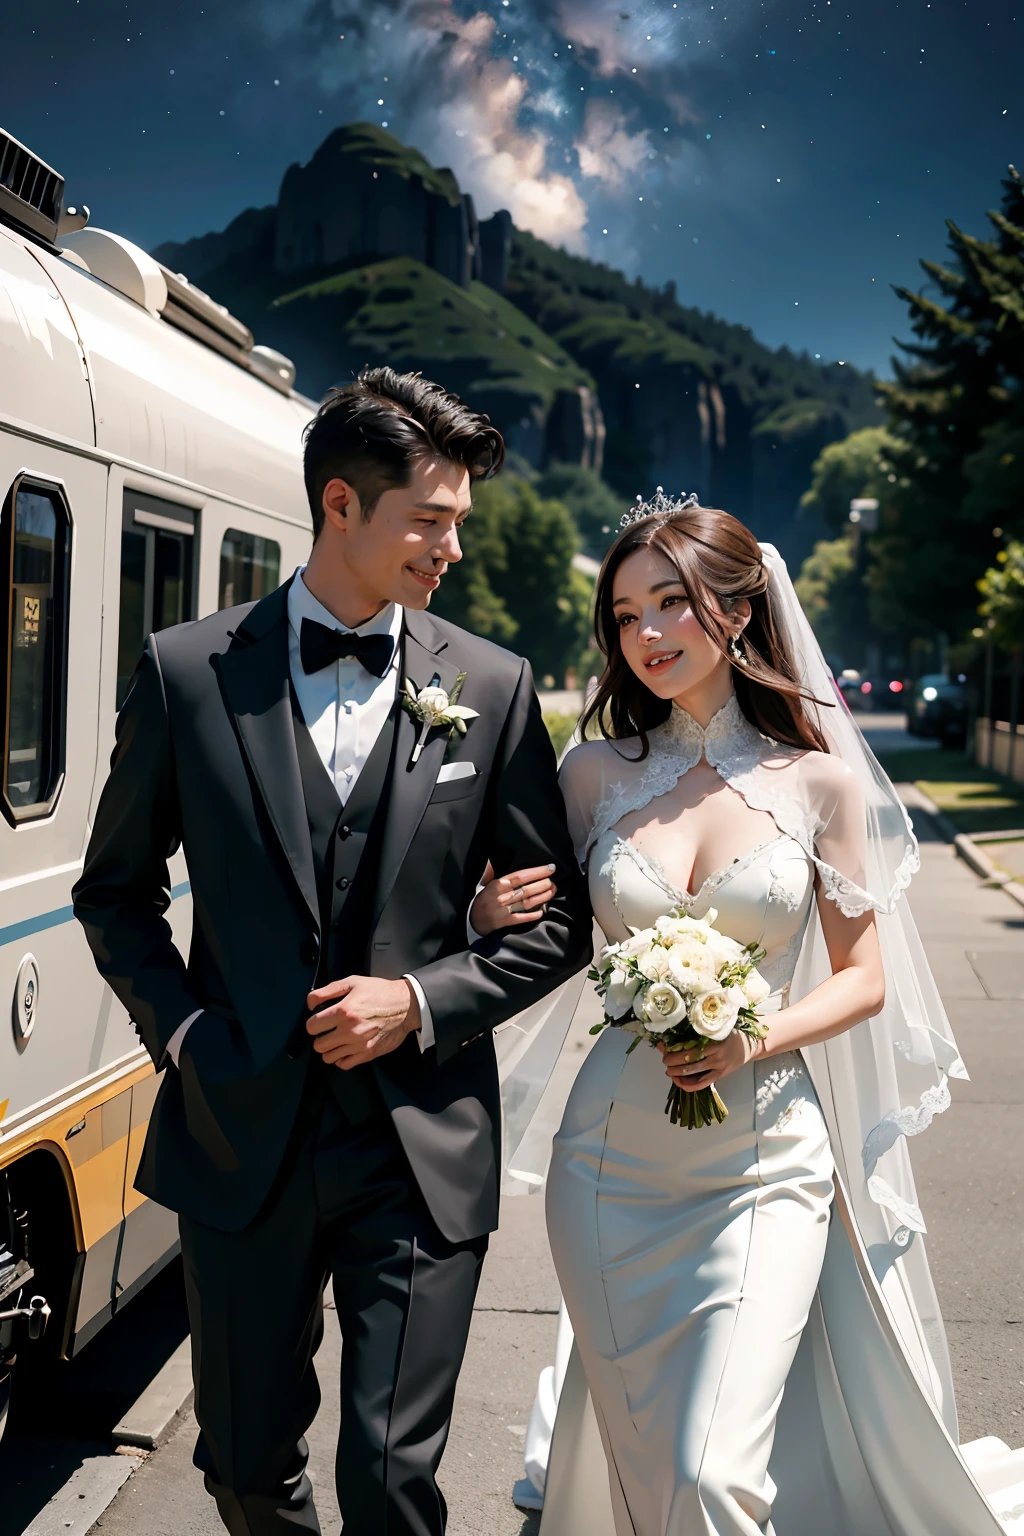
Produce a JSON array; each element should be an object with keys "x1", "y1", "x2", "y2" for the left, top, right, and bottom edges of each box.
[
  {"x1": 907, "y1": 674, "x2": 969, "y2": 746},
  {"x1": 835, "y1": 671, "x2": 906, "y2": 713}
]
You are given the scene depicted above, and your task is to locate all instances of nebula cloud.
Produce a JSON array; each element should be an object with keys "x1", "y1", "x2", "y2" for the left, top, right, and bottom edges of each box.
[{"x1": 249, "y1": 0, "x2": 760, "y2": 254}]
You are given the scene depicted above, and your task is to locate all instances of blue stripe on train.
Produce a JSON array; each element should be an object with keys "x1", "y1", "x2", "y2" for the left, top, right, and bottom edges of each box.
[{"x1": 0, "y1": 882, "x2": 191, "y2": 950}]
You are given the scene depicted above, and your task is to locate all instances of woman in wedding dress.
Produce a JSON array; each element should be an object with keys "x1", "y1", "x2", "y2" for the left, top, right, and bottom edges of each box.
[{"x1": 475, "y1": 494, "x2": 1020, "y2": 1535}]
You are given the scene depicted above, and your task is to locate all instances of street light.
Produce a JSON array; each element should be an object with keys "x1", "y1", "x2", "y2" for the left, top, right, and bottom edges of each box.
[{"x1": 849, "y1": 498, "x2": 879, "y2": 532}]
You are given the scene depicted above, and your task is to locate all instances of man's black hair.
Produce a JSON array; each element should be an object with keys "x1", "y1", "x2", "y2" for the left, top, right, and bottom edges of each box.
[{"x1": 302, "y1": 367, "x2": 506, "y2": 538}]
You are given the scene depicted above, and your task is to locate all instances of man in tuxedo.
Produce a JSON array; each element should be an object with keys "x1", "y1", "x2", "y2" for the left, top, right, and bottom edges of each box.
[{"x1": 73, "y1": 368, "x2": 591, "y2": 1535}]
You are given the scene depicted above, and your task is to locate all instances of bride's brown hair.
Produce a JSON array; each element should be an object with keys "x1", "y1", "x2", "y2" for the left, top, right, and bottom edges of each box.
[{"x1": 581, "y1": 502, "x2": 829, "y2": 759}]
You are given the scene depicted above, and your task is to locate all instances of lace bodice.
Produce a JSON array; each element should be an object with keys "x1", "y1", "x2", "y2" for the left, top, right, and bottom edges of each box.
[
  {"x1": 559, "y1": 696, "x2": 918, "y2": 920},
  {"x1": 591, "y1": 830, "x2": 815, "y2": 1002}
]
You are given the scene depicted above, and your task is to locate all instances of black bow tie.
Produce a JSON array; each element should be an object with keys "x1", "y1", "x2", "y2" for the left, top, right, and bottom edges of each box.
[{"x1": 299, "y1": 618, "x2": 396, "y2": 679}]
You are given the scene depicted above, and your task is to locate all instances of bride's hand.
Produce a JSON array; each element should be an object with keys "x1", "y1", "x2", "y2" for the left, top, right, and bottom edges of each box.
[
  {"x1": 470, "y1": 861, "x2": 558, "y2": 935},
  {"x1": 658, "y1": 1031, "x2": 766, "y2": 1091}
]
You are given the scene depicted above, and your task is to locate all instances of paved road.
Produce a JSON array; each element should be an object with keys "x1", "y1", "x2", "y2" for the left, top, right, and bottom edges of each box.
[
  {"x1": 5, "y1": 717, "x2": 1021, "y2": 1532},
  {"x1": 898, "y1": 796, "x2": 1024, "y2": 1446}
]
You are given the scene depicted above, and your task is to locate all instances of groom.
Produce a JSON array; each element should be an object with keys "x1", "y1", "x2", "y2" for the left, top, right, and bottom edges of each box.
[{"x1": 73, "y1": 368, "x2": 591, "y2": 1535}]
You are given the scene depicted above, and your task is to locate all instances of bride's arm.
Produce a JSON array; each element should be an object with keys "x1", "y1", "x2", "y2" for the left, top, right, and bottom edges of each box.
[
  {"x1": 665, "y1": 756, "x2": 887, "y2": 1093},
  {"x1": 470, "y1": 741, "x2": 603, "y2": 933}
]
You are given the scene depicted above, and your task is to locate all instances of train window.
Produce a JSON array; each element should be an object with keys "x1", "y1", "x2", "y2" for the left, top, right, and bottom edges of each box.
[
  {"x1": 117, "y1": 492, "x2": 196, "y2": 708},
  {"x1": 218, "y1": 529, "x2": 280, "y2": 609},
  {"x1": 1, "y1": 476, "x2": 72, "y2": 823}
]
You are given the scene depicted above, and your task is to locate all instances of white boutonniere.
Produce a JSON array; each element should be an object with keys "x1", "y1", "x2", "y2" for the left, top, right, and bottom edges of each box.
[{"x1": 402, "y1": 672, "x2": 479, "y2": 764}]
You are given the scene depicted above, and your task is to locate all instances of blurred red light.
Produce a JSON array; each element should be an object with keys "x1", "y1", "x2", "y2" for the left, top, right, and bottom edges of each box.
[
  {"x1": 860, "y1": 681, "x2": 872, "y2": 693},
  {"x1": 889, "y1": 680, "x2": 903, "y2": 693}
]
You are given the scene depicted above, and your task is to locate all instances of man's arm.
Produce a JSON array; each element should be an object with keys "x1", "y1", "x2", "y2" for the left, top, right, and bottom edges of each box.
[
  {"x1": 72, "y1": 642, "x2": 201, "y2": 1068},
  {"x1": 411, "y1": 659, "x2": 592, "y2": 1065}
]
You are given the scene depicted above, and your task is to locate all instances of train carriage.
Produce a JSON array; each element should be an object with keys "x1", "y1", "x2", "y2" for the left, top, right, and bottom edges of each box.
[{"x1": 0, "y1": 127, "x2": 315, "y2": 1434}]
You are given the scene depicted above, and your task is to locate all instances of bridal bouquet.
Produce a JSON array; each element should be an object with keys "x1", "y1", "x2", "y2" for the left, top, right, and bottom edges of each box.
[{"x1": 589, "y1": 909, "x2": 771, "y2": 1129}]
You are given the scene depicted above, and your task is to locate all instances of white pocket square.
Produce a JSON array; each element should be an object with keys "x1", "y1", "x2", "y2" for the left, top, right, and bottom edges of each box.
[{"x1": 437, "y1": 761, "x2": 477, "y2": 783}]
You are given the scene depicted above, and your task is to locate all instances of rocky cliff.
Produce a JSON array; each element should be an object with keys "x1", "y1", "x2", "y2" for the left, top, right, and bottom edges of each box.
[{"x1": 154, "y1": 122, "x2": 879, "y2": 558}]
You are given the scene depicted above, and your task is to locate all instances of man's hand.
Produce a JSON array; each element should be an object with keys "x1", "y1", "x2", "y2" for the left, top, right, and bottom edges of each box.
[{"x1": 306, "y1": 976, "x2": 420, "y2": 1068}]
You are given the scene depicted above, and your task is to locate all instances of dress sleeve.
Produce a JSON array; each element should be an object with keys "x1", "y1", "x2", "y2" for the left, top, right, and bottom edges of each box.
[
  {"x1": 804, "y1": 752, "x2": 916, "y2": 918},
  {"x1": 558, "y1": 742, "x2": 615, "y2": 868}
]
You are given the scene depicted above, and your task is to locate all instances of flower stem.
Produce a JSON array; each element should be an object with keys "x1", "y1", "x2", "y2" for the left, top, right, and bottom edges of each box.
[
  {"x1": 665, "y1": 1083, "x2": 729, "y2": 1129},
  {"x1": 411, "y1": 721, "x2": 431, "y2": 764}
]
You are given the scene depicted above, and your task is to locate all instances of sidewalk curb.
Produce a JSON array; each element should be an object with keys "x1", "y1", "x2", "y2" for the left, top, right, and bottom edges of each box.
[
  {"x1": 23, "y1": 1453, "x2": 137, "y2": 1536},
  {"x1": 910, "y1": 786, "x2": 1024, "y2": 911},
  {"x1": 111, "y1": 1335, "x2": 193, "y2": 1452},
  {"x1": 952, "y1": 833, "x2": 1024, "y2": 909}
]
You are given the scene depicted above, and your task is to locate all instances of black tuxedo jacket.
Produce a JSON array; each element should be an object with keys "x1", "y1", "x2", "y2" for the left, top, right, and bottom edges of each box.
[{"x1": 72, "y1": 582, "x2": 591, "y2": 1239}]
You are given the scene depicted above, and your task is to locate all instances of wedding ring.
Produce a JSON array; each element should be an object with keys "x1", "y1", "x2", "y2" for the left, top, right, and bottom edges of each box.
[{"x1": 509, "y1": 900, "x2": 525, "y2": 914}]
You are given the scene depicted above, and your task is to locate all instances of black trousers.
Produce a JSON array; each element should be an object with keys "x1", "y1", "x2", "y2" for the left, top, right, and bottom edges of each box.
[{"x1": 178, "y1": 1080, "x2": 488, "y2": 1536}]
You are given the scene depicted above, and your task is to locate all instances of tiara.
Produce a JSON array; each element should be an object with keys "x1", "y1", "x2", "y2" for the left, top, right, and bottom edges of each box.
[{"x1": 619, "y1": 487, "x2": 699, "y2": 531}]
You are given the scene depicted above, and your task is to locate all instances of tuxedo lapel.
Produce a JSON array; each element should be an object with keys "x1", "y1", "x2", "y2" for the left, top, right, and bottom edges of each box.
[
  {"x1": 373, "y1": 611, "x2": 461, "y2": 927},
  {"x1": 214, "y1": 581, "x2": 319, "y2": 929}
]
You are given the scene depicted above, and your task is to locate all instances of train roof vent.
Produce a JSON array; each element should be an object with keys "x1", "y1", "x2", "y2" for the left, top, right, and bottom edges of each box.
[
  {"x1": 58, "y1": 226, "x2": 297, "y2": 394},
  {"x1": 0, "y1": 127, "x2": 64, "y2": 244}
]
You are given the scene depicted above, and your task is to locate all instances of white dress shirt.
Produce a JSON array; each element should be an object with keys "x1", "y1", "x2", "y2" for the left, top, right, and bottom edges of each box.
[{"x1": 167, "y1": 567, "x2": 434, "y2": 1065}]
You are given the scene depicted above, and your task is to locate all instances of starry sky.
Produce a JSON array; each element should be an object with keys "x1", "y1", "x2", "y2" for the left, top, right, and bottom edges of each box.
[{"x1": 3, "y1": 0, "x2": 1020, "y2": 374}]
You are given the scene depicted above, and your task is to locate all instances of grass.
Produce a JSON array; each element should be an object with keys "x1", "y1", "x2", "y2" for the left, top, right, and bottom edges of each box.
[
  {"x1": 543, "y1": 711, "x2": 579, "y2": 760},
  {"x1": 274, "y1": 257, "x2": 593, "y2": 410},
  {"x1": 875, "y1": 746, "x2": 1024, "y2": 837}
]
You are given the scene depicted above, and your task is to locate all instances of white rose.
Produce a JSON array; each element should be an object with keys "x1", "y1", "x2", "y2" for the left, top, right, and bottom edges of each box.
[
  {"x1": 741, "y1": 968, "x2": 772, "y2": 1007},
  {"x1": 641, "y1": 981, "x2": 689, "y2": 1033},
  {"x1": 667, "y1": 941, "x2": 717, "y2": 994},
  {"x1": 605, "y1": 966, "x2": 642, "y2": 1020},
  {"x1": 617, "y1": 927, "x2": 657, "y2": 959},
  {"x1": 706, "y1": 931, "x2": 745, "y2": 969},
  {"x1": 655, "y1": 914, "x2": 707, "y2": 943},
  {"x1": 638, "y1": 945, "x2": 673, "y2": 981},
  {"x1": 688, "y1": 985, "x2": 745, "y2": 1042},
  {"x1": 416, "y1": 685, "x2": 452, "y2": 726}
]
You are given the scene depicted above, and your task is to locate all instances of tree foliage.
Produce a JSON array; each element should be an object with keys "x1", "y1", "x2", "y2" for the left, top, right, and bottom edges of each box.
[
  {"x1": 873, "y1": 166, "x2": 1024, "y2": 644},
  {"x1": 794, "y1": 536, "x2": 859, "y2": 663},
  {"x1": 430, "y1": 475, "x2": 592, "y2": 685},
  {"x1": 533, "y1": 462, "x2": 626, "y2": 558},
  {"x1": 798, "y1": 427, "x2": 895, "y2": 534},
  {"x1": 507, "y1": 230, "x2": 880, "y2": 430},
  {"x1": 978, "y1": 541, "x2": 1024, "y2": 652}
]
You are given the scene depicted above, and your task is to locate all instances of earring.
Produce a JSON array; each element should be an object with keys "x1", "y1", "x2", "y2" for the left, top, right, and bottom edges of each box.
[{"x1": 728, "y1": 635, "x2": 748, "y2": 666}]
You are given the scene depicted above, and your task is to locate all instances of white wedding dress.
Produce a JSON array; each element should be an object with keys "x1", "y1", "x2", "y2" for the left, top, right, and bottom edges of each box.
[{"x1": 525, "y1": 696, "x2": 1022, "y2": 1536}]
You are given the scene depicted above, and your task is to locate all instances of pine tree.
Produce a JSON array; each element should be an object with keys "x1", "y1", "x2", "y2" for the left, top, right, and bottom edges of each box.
[{"x1": 873, "y1": 167, "x2": 1024, "y2": 644}]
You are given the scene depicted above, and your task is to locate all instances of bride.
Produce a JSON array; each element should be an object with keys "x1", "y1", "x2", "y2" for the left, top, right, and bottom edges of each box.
[{"x1": 472, "y1": 493, "x2": 1020, "y2": 1535}]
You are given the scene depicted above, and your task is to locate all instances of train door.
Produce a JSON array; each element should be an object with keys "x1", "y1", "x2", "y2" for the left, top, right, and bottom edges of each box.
[
  {"x1": 115, "y1": 488, "x2": 198, "y2": 708},
  {"x1": 91, "y1": 468, "x2": 201, "y2": 1321},
  {"x1": 195, "y1": 498, "x2": 287, "y2": 620},
  {"x1": 0, "y1": 440, "x2": 115, "y2": 1121}
]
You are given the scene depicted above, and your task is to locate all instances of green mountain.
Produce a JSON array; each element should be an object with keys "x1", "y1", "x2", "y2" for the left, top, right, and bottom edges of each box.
[
  {"x1": 265, "y1": 258, "x2": 599, "y2": 468},
  {"x1": 504, "y1": 231, "x2": 881, "y2": 550},
  {"x1": 154, "y1": 121, "x2": 880, "y2": 559}
]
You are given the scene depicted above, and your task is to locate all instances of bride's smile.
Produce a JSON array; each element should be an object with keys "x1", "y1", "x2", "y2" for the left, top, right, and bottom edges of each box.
[{"x1": 611, "y1": 543, "x2": 751, "y2": 719}]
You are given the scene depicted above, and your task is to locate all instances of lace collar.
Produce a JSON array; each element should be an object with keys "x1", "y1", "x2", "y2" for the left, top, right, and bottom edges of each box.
[
  {"x1": 650, "y1": 695, "x2": 768, "y2": 775},
  {"x1": 582, "y1": 693, "x2": 782, "y2": 863}
]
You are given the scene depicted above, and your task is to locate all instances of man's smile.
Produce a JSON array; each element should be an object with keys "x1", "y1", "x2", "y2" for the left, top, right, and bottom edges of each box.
[{"x1": 406, "y1": 564, "x2": 442, "y2": 591}]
